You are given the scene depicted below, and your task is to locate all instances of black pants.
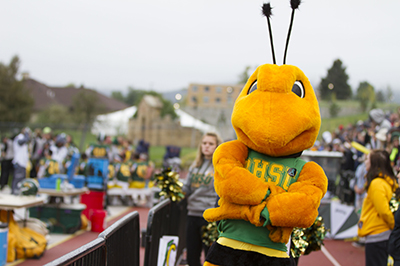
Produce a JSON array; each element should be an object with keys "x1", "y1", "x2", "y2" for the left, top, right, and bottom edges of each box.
[
  {"x1": 0, "y1": 159, "x2": 13, "y2": 189},
  {"x1": 12, "y1": 164, "x2": 26, "y2": 195},
  {"x1": 186, "y1": 215, "x2": 209, "y2": 266},
  {"x1": 365, "y1": 240, "x2": 388, "y2": 266},
  {"x1": 206, "y1": 241, "x2": 295, "y2": 266}
]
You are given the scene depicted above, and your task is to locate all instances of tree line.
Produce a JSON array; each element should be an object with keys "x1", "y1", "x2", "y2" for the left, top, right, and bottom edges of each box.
[
  {"x1": 0, "y1": 55, "x2": 394, "y2": 126},
  {"x1": 0, "y1": 55, "x2": 176, "y2": 129}
]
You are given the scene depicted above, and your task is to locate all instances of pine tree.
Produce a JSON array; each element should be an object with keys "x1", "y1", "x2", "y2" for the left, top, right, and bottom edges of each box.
[{"x1": 318, "y1": 59, "x2": 352, "y2": 100}]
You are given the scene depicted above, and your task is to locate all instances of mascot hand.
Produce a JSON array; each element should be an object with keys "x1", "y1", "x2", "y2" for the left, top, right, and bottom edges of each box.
[{"x1": 266, "y1": 225, "x2": 293, "y2": 244}]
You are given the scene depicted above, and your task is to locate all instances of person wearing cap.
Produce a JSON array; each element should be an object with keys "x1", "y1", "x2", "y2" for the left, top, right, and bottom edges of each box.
[
  {"x1": 369, "y1": 109, "x2": 392, "y2": 131},
  {"x1": 374, "y1": 128, "x2": 389, "y2": 150},
  {"x1": 12, "y1": 127, "x2": 31, "y2": 194}
]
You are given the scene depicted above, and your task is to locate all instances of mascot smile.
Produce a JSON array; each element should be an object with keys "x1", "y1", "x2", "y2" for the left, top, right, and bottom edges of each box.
[{"x1": 203, "y1": 1, "x2": 328, "y2": 265}]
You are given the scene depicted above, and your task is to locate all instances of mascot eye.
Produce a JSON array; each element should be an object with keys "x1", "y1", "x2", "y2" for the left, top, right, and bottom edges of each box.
[
  {"x1": 247, "y1": 81, "x2": 258, "y2": 94},
  {"x1": 292, "y1": 81, "x2": 305, "y2": 98}
]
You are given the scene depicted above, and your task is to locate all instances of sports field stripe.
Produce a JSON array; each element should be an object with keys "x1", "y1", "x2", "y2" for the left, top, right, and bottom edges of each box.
[{"x1": 321, "y1": 245, "x2": 341, "y2": 266}]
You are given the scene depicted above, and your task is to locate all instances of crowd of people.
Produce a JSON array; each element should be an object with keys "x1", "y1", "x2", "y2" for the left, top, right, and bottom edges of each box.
[
  {"x1": 0, "y1": 126, "x2": 153, "y2": 196},
  {"x1": 305, "y1": 107, "x2": 400, "y2": 266}
]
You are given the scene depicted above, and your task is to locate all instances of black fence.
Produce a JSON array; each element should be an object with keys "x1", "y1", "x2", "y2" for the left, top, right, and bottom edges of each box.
[
  {"x1": 43, "y1": 237, "x2": 106, "y2": 266},
  {"x1": 45, "y1": 197, "x2": 188, "y2": 266},
  {"x1": 98, "y1": 211, "x2": 141, "y2": 266},
  {"x1": 143, "y1": 197, "x2": 187, "y2": 266},
  {"x1": 44, "y1": 211, "x2": 140, "y2": 266}
]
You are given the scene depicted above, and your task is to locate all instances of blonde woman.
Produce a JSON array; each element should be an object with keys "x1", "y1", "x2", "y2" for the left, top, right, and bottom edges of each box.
[
  {"x1": 358, "y1": 149, "x2": 399, "y2": 266},
  {"x1": 182, "y1": 132, "x2": 223, "y2": 266}
]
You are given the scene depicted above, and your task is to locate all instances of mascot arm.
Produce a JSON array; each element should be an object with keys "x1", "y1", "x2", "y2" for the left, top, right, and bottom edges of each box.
[
  {"x1": 213, "y1": 140, "x2": 279, "y2": 205},
  {"x1": 266, "y1": 161, "x2": 327, "y2": 228},
  {"x1": 204, "y1": 198, "x2": 267, "y2": 226}
]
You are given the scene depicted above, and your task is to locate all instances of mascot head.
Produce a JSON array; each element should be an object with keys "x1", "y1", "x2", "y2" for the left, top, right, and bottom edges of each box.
[{"x1": 232, "y1": 1, "x2": 321, "y2": 157}]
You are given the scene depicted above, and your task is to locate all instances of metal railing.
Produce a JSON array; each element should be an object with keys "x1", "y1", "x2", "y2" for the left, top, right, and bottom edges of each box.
[
  {"x1": 43, "y1": 238, "x2": 106, "y2": 266},
  {"x1": 44, "y1": 197, "x2": 188, "y2": 266},
  {"x1": 98, "y1": 211, "x2": 140, "y2": 266},
  {"x1": 45, "y1": 211, "x2": 140, "y2": 266},
  {"x1": 143, "y1": 197, "x2": 187, "y2": 266}
]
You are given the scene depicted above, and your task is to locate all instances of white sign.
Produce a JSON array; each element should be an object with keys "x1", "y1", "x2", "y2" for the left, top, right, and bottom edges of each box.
[{"x1": 157, "y1": 235, "x2": 179, "y2": 266}]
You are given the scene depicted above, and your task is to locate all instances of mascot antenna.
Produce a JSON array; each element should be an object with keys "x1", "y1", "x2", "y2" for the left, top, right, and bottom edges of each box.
[{"x1": 262, "y1": 0, "x2": 301, "y2": 65}]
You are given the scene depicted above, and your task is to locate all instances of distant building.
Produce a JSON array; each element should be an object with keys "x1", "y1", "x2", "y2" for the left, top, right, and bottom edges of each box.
[
  {"x1": 22, "y1": 76, "x2": 128, "y2": 121},
  {"x1": 183, "y1": 83, "x2": 244, "y2": 140},
  {"x1": 128, "y1": 95, "x2": 217, "y2": 148},
  {"x1": 186, "y1": 83, "x2": 243, "y2": 108}
]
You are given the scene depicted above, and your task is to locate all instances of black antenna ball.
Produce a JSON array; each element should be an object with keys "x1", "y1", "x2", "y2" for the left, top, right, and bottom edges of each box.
[
  {"x1": 262, "y1": 3, "x2": 273, "y2": 18},
  {"x1": 261, "y1": 3, "x2": 276, "y2": 64},
  {"x1": 290, "y1": 0, "x2": 301, "y2": 10}
]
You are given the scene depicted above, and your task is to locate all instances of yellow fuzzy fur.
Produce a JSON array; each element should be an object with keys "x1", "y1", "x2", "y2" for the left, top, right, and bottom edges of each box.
[{"x1": 203, "y1": 64, "x2": 327, "y2": 246}]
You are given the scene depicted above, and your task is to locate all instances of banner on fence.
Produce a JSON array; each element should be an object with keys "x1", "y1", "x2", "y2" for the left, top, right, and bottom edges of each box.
[{"x1": 157, "y1": 235, "x2": 179, "y2": 266}]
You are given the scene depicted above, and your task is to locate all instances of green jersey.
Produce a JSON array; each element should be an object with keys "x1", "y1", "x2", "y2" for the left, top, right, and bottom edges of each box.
[
  {"x1": 116, "y1": 161, "x2": 132, "y2": 182},
  {"x1": 131, "y1": 161, "x2": 150, "y2": 182},
  {"x1": 218, "y1": 149, "x2": 306, "y2": 251}
]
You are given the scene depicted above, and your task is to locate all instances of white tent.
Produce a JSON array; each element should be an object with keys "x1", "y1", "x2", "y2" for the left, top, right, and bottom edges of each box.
[
  {"x1": 92, "y1": 107, "x2": 218, "y2": 136},
  {"x1": 92, "y1": 106, "x2": 137, "y2": 136},
  {"x1": 175, "y1": 109, "x2": 218, "y2": 134}
]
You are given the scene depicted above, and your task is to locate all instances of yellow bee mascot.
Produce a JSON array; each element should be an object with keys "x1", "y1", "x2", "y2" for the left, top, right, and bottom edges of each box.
[{"x1": 203, "y1": 2, "x2": 328, "y2": 265}]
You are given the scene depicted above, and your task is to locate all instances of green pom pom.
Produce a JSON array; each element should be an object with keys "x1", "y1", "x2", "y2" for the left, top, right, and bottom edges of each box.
[
  {"x1": 291, "y1": 216, "x2": 328, "y2": 258},
  {"x1": 155, "y1": 168, "x2": 184, "y2": 202},
  {"x1": 202, "y1": 222, "x2": 219, "y2": 247}
]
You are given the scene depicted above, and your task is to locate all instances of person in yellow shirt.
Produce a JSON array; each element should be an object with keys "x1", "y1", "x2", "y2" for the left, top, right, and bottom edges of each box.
[{"x1": 358, "y1": 149, "x2": 400, "y2": 266}]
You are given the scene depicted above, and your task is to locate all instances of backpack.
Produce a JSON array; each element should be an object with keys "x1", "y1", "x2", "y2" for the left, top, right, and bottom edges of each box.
[{"x1": 0, "y1": 210, "x2": 47, "y2": 262}]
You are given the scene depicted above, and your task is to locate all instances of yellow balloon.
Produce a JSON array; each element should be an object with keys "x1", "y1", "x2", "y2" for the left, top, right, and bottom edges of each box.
[{"x1": 351, "y1": 141, "x2": 370, "y2": 154}]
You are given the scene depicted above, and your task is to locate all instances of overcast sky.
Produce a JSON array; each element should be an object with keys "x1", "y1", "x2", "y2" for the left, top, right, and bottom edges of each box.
[{"x1": 1, "y1": 0, "x2": 399, "y2": 96}]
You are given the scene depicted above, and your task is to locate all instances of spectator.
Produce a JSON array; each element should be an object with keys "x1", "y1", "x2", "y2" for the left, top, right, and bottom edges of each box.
[
  {"x1": 0, "y1": 135, "x2": 14, "y2": 190},
  {"x1": 37, "y1": 149, "x2": 60, "y2": 178},
  {"x1": 78, "y1": 153, "x2": 88, "y2": 175},
  {"x1": 374, "y1": 127, "x2": 389, "y2": 150},
  {"x1": 12, "y1": 128, "x2": 31, "y2": 195},
  {"x1": 42, "y1": 127, "x2": 54, "y2": 147},
  {"x1": 353, "y1": 129, "x2": 368, "y2": 170},
  {"x1": 85, "y1": 132, "x2": 111, "y2": 161},
  {"x1": 65, "y1": 134, "x2": 79, "y2": 156},
  {"x1": 353, "y1": 156, "x2": 367, "y2": 215},
  {"x1": 388, "y1": 172, "x2": 400, "y2": 266},
  {"x1": 182, "y1": 132, "x2": 223, "y2": 266},
  {"x1": 50, "y1": 134, "x2": 69, "y2": 173},
  {"x1": 130, "y1": 153, "x2": 154, "y2": 189},
  {"x1": 369, "y1": 108, "x2": 392, "y2": 131},
  {"x1": 358, "y1": 149, "x2": 399, "y2": 266},
  {"x1": 30, "y1": 128, "x2": 47, "y2": 177}
]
